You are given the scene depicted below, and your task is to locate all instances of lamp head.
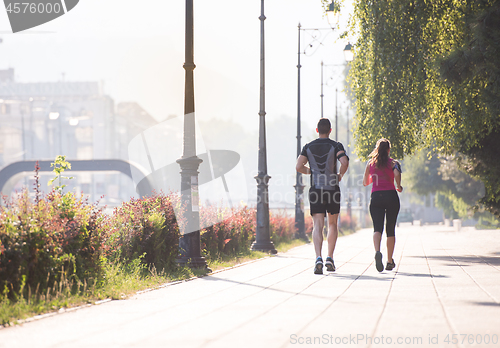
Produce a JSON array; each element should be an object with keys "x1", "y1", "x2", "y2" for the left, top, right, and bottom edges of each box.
[
  {"x1": 343, "y1": 42, "x2": 354, "y2": 62},
  {"x1": 326, "y1": 1, "x2": 340, "y2": 26}
]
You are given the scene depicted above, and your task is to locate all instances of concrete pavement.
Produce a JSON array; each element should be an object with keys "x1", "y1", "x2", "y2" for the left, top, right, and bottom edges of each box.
[{"x1": 0, "y1": 225, "x2": 499, "y2": 347}]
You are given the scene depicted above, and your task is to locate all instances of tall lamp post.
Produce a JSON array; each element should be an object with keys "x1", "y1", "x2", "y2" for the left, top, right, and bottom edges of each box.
[
  {"x1": 346, "y1": 106, "x2": 352, "y2": 229},
  {"x1": 320, "y1": 63, "x2": 342, "y2": 141},
  {"x1": 343, "y1": 43, "x2": 354, "y2": 230},
  {"x1": 319, "y1": 43, "x2": 355, "y2": 232},
  {"x1": 295, "y1": 2, "x2": 339, "y2": 240},
  {"x1": 320, "y1": 41, "x2": 354, "y2": 140},
  {"x1": 251, "y1": 0, "x2": 277, "y2": 254},
  {"x1": 176, "y1": 0, "x2": 208, "y2": 269}
]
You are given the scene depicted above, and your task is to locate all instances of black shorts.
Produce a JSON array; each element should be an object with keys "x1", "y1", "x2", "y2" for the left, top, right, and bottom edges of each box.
[
  {"x1": 309, "y1": 187, "x2": 341, "y2": 216},
  {"x1": 369, "y1": 190, "x2": 400, "y2": 237}
]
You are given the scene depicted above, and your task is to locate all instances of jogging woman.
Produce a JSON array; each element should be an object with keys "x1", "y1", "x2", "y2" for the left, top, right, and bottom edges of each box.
[{"x1": 363, "y1": 138, "x2": 403, "y2": 272}]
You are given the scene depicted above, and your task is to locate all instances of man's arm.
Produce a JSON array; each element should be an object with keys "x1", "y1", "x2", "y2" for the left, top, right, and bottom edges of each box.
[
  {"x1": 337, "y1": 150, "x2": 349, "y2": 182},
  {"x1": 296, "y1": 155, "x2": 310, "y2": 175}
]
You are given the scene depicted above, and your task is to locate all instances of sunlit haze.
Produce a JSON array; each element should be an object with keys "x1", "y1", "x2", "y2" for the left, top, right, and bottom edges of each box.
[{"x1": 0, "y1": 0, "x2": 353, "y2": 131}]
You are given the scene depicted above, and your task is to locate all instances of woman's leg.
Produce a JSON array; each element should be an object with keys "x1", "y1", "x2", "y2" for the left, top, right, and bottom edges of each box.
[
  {"x1": 385, "y1": 191, "x2": 400, "y2": 262},
  {"x1": 369, "y1": 193, "x2": 385, "y2": 252},
  {"x1": 373, "y1": 231, "x2": 382, "y2": 251},
  {"x1": 387, "y1": 236, "x2": 395, "y2": 262}
]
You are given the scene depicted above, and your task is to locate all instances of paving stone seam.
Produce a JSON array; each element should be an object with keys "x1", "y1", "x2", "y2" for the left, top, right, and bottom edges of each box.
[
  {"x1": 438, "y1": 241, "x2": 499, "y2": 304},
  {"x1": 81, "y1": 258, "x2": 314, "y2": 344},
  {"x1": 0, "y1": 253, "x2": 285, "y2": 331},
  {"x1": 281, "y1": 264, "x2": 373, "y2": 348},
  {"x1": 0, "y1": 248, "x2": 295, "y2": 331},
  {"x1": 201, "y1": 263, "x2": 333, "y2": 348},
  {"x1": 131, "y1": 260, "x2": 317, "y2": 343},
  {"x1": 142, "y1": 252, "x2": 360, "y2": 346},
  {"x1": 367, "y1": 228, "x2": 410, "y2": 348},
  {"x1": 461, "y1": 247, "x2": 500, "y2": 273},
  {"x1": 420, "y1": 232, "x2": 462, "y2": 348},
  {"x1": 200, "y1": 243, "x2": 372, "y2": 347}
]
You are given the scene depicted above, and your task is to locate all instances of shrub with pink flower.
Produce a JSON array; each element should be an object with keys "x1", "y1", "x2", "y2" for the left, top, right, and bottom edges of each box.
[
  {"x1": 0, "y1": 189, "x2": 105, "y2": 297},
  {"x1": 102, "y1": 192, "x2": 181, "y2": 270}
]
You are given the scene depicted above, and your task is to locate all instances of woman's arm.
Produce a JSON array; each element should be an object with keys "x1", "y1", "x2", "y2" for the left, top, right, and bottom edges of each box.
[
  {"x1": 296, "y1": 155, "x2": 310, "y2": 175},
  {"x1": 362, "y1": 162, "x2": 372, "y2": 186},
  {"x1": 392, "y1": 160, "x2": 403, "y2": 192}
]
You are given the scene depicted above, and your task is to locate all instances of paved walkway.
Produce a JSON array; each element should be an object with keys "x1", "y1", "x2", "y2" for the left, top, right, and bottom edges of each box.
[{"x1": 1, "y1": 225, "x2": 499, "y2": 348}]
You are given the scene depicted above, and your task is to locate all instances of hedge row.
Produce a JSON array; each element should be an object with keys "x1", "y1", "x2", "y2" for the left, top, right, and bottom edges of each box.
[{"x1": 0, "y1": 190, "x2": 302, "y2": 299}]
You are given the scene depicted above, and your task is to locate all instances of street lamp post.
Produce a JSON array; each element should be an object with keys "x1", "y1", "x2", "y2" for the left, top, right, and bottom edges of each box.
[
  {"x1": 176, "y1": 0, "x2": 208, "y2": 269},
  {"x1": 330, "y1": 43, "x2": 354, "y2": 142},
  {"x1": 295, "y1": 4, "x2": 339, "y2": 239},
  {"x1": 251, "y1": 0, "x2": 277, "y2": 254},
  {"x1": 294, "y1": 23, "x2": 306, "y2": 240},
  {"x1": 320, "y1": 63, "x2": 345, "y2": 139},
  {"x1": 346, "y1": 106, "x2": 352, "y2": 230},
  {"x1": 319, "y1": 44, "x2": 355, "y2": 232},
  {"x1": 335, "y1": 88, "x2": 338, "y2": 141},
  {"x1": 320, "y1": 61, "x2": 324, "y2": 119},
  {"x1": 295, "y1": 29, "x2": 334, "y2": 241}
]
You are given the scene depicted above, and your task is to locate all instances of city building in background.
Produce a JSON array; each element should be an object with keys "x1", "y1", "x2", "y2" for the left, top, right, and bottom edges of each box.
[{"x1": 0, "y1": 68, "x2": 158, "y2": 206}]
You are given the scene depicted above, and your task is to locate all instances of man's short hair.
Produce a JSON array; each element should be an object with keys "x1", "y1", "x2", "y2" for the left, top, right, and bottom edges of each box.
[{"x1": 317, "y1": 118, "x2": 331, "y2": 135}]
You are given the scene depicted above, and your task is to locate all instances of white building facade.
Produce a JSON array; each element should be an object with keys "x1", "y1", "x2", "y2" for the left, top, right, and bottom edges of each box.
[{"x1": 0, "y1": 68, "x2": 158, "y2": 205}]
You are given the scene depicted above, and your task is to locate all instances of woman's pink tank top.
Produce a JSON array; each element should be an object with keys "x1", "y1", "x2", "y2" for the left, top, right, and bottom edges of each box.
[{"x1": 369, "y1": 158, "x2": 395, "y2": 192}]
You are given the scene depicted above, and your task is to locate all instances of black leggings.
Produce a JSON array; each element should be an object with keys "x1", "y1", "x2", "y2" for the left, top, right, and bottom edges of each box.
[{"x1": 369, "y1": 190, "x2": 400, "y2": 237}]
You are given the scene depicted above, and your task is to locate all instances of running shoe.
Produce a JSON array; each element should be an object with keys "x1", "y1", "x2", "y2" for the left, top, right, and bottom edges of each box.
[
  {"x1": 325, "y1": 256, "x2": 336, "y2": 272},
  {"x1": 386, "y1": 259, "x2": 396, "y2": 271},
  {"x1": 375, "y1": 251, "x2": 384, "y2": 272},
  {"x1": 314, "y1": 257, "x2": 323, "y2": 274}
]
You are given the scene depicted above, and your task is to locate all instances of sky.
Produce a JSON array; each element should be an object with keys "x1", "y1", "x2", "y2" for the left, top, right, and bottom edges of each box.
[{"x1": 0, "y1": 0, "x2": 355, "y2": 133}]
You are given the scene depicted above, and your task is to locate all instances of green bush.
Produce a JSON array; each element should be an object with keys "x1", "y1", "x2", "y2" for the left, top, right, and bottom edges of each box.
[
  {"x1": 200, "y1": 207, "x2": 299, "y2": 258},
  {"x1": 200, "y1": 206, "x2": 256, "y2": 258},
  {"x1": 269, "y1": 211, "x2": 296, "y2": 245},
  {"x1": 0, "y1": 189, "x2": 104, "y2": 298},
  {"x1": 102, "y1": 193, "x2": 181, "y2": 271},
  {"x1": 0, "y1": 187, "x2": 301, "y2": 304}
]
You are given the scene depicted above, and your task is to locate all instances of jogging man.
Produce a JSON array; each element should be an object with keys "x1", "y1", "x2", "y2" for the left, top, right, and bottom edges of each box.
[{"x1": 296, "y1": 118, "x2": 349, "y2": 274}]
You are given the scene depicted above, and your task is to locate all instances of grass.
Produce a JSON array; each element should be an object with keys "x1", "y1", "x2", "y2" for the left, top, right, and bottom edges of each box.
[
  {"x1": 0, "y1": 260, "x2": 196, "y2": 327},
  {"x1": 0, "y1": 238, "x2": 310, "y2": 327}
]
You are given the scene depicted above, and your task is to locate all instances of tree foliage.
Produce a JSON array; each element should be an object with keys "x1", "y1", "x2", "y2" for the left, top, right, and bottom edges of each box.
[
  {"x1": 404, "y1": 149, "x2": 485, "y2": 219},
  {"x1": 348, "y1": 0, "x2": 500, "y2": 216}
]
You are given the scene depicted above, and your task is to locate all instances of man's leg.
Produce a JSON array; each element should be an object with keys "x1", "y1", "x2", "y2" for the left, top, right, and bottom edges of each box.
[
  {"x1": 312, "y1": 213, "x2": 325, "y2": 258},
  {"x1": 327, "y1": 213, "x2": 339, "y2": 258}
]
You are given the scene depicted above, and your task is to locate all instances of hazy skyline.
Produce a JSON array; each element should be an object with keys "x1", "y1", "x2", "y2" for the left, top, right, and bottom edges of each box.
[{"x1": 0, "y1": 0, "x2": 354, "y2": 132}]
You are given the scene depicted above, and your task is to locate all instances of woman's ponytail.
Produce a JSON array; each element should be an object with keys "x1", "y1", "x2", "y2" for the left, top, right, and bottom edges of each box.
[{"x1": 369, "y1": 138, "x2": 391, "y2": 168}]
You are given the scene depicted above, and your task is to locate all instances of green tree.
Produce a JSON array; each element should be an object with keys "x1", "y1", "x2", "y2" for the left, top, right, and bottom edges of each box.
[
  {"x1": 348, "y1": 0, "x2": 500, "y2": 216},
  {"x1": 404, "y1": 149, "x2": 485, "y2": 219}
]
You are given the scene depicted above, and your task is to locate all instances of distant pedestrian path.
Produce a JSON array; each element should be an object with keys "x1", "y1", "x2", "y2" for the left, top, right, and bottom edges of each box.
[{"x1": 1, "y1": 225, "x2": 499, "y2": 348}]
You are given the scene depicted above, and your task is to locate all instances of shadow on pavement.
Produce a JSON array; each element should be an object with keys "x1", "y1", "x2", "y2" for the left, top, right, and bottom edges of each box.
[
  {"x1": 410, "y1": 254, "x2": 500, "y2": 266},
  {"x1": 395, "y1": 272, "x2": 448, "y2": 278},
  {"x1": 472, "y1": 301, "x2": 500, "y2": 307},
  {"x1": 327, "y1": 272, "x2": 448, "y2": 281}
]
